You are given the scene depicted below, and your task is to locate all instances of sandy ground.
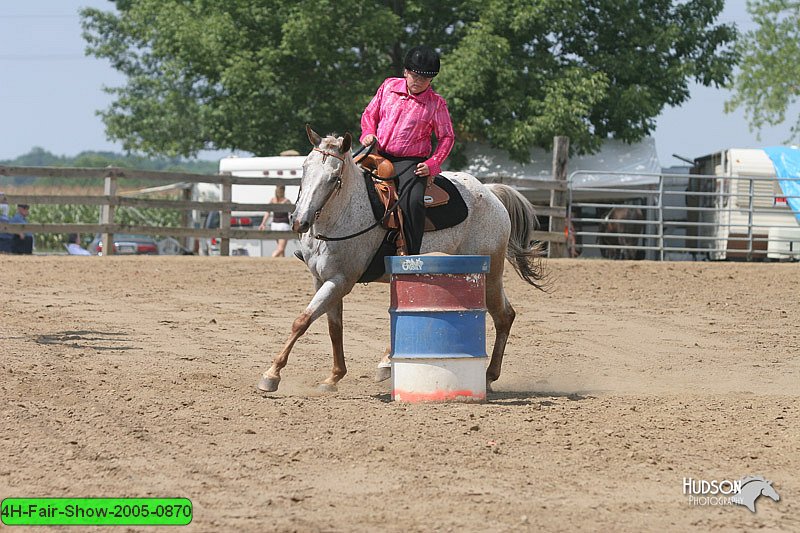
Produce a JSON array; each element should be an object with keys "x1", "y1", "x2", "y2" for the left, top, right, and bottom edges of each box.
[{"x1": 1, "y1": 256, "x2": 798, "y2": 532}]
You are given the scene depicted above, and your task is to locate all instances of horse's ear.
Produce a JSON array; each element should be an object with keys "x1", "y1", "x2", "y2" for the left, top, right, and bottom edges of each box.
[
  {"x1": 306, "y1": 124, "x2": 321, "y2": 147},
  {"x1": 340, "y1": 132, "x2": 352, "y2": 154}
]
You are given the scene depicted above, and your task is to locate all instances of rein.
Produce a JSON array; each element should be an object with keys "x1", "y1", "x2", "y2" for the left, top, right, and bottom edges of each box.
[
  {"x1": 315, "y1": 166, "x2": 417, "y2": 243},
  {"x1": 310, "y1": 143, "x2": 409, "y2": 243},
  {"x1": 304, "y1": 141, "x2": 412, "y2": 243}
]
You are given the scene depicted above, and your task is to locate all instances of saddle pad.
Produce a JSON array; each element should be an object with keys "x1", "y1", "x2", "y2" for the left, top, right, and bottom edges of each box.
[
  {"x1": 357, "y1": 231, "x2": 398, "y2": 283},
  {"x1": 362, "y1": 172, "x2": 468, "y2": 232},
  {"x1": 425, "y1": 176, "x2": 468, "y2": 230}
]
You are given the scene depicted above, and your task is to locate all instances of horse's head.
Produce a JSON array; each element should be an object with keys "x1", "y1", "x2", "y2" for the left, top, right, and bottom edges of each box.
[
  {"x1": 292, "y1": 125, "x2": 352, "y2": 234},
  {"x1": 761, "y1": 480, "x2": 780, "y2": 502}
]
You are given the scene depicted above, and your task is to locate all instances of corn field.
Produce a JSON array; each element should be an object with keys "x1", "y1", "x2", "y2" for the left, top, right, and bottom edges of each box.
[{"x1": 4, "y1": 186, "x2": 183, "y2": 251}]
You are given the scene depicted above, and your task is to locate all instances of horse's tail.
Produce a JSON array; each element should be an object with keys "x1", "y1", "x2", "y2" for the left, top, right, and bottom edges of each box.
[{"x1": 488, "y1": 184, "x2": 548, "y2": 291}]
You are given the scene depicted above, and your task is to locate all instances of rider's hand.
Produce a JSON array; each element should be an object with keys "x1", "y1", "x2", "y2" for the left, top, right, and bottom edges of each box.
[
  {"x1": 414, "y1": 162, "x2": 431, "y2": 177},
  {"x1": 362, "y1": 134, "x2": 377, "y2": 147}
]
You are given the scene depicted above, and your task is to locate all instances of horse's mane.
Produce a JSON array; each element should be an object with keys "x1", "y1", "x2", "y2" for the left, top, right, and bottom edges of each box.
[{"x1": 740, "y1": 476, "x2": 768, "y2": 486}]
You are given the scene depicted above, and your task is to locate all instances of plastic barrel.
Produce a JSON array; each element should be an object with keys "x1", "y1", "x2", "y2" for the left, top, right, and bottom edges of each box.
[{"x1": 385, "y1": 255, "x2": 490, "y2": 402}]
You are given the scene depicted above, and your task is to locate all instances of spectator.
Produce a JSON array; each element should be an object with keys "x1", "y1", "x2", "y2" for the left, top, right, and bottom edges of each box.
[
  {"x1": 0, "y1": 192, "x2": 11, "y2": 253},
  {"x1": 258, "y1": 185, "x2": 293, "y2": 257},
  {"x1": 66, "y1": 233, "x2": 92, "y2": 256},
  {"x1": 10, "y1": 203, "x2": 33, "y2": 254}
]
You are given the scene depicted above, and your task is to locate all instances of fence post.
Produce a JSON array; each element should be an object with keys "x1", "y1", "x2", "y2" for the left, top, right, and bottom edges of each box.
[
  {"x1": 658, "y1": 175, "x2": 665, "y2": 261},
  {"x1": 101, "y1": 169, "x2": 118, "y2": 256},
  {"x1": 181, "y1": 187, "x2": 192, "y2": 254},
  {"x1": 549, "y1": 136, "x2": 569, "y2": 258},
  {"x1": 747, "y1": 178, "x2": 755, "y2": 261},
  {"x1": 220, "y1": 176, "x2": 232, "y2": 256}
]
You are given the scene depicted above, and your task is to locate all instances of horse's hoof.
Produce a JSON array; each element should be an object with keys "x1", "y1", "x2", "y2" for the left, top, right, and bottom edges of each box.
[
  {"x1": 374, "y1": 365, "x2": 391, "y2": 383},
  {"x1": 486, "y1": 380, "x2": 495, "y2": 393},
  {"x1": 317, "y1": 382, "x2": 338, "y2": 393},
  {"x1": 257, "y1": 375, "x2": 280, "y2": 392}
]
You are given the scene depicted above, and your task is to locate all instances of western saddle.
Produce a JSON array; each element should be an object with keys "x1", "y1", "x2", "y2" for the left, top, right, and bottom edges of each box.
[{"x1": 355, "y1": 154, "x2": 450, "y2": 255}]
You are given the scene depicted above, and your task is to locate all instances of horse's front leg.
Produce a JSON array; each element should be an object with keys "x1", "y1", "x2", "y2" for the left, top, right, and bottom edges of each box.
[
  {"x1": 318, "y1": 298, "x2": 345, "y2": 392},
  {"x1": 257, "y1": 277, "x2": 351, "y2": 392}
]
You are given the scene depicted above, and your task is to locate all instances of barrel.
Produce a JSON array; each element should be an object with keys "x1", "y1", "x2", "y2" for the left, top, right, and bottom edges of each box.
[{"x1": 385, "y1": 255, "x2": 490, "y2": 402}]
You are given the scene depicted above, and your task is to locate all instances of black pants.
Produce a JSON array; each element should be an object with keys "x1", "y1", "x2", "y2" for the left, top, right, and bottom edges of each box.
[{"x1": 384, "y1": 155, "x2": 426, "y2": 255}]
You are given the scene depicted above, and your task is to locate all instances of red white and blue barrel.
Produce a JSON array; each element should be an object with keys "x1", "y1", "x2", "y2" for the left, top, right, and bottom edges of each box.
[{"x1": 385, "y1": 255, "x2": 490, "y2": 402}]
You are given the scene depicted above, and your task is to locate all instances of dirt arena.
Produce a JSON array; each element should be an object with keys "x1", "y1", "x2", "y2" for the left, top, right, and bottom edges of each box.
[{"x1": 1, "y1": 256, "x2": 798, "y2": 532}]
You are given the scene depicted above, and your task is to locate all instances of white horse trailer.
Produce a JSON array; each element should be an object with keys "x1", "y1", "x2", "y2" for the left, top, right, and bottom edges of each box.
[
  {"x1": 693, "y1": 148, "x2": 800, "y2": 260},
  {"x1": 194, "y1": 156, "x2": 302, "y2": 257}
]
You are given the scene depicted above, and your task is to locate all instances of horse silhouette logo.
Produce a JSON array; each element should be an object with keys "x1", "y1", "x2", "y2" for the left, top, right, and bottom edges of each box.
[{"x1": 731, "y1": 476, "x2": 780, "y2": 513}]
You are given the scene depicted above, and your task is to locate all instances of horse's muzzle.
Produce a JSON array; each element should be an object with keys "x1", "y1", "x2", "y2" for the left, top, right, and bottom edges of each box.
[
  {"x1": 289, "y1": 212, "x2": 303, "y2": 234},
  {"x1": 292, "y1": 219, "x2": 310, "y2": 234}
]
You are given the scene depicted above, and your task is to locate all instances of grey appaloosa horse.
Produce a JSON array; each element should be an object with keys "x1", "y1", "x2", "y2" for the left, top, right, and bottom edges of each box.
[{"x1": 258, "y1": 126, "x2": 546, "y2": 393}]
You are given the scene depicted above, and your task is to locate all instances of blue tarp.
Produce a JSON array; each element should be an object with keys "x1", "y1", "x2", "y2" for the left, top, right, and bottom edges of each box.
[{"x1": 763, "y1": 146, "x2": 800, "y2": 222}]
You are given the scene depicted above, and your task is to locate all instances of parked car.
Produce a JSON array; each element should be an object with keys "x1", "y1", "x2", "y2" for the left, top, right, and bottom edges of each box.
[
  {"x1": 88, "y1": 234, "x2": 159, "y2": 256},
  {"x1": 201, "y1": 211, "x2": 262, "y2": 256}
]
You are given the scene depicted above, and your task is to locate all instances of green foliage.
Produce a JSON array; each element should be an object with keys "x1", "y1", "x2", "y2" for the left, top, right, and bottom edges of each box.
[
  {"x1": 725, "y1": 0, "x2": 800, "y2": 141},
  {"x1": 27, "y1": 203, "x2": 99, "y2": 251},
  {"x1": 28, "y1": 201, "x2": 182, "y2": 252},
  {"x1": 0, "y1": 146, "x2": 196, "y2": 251},
  {"x1": 82, "y1": 0, "x2": 737, "y2": 162},
  {"x1": 0, "y1": 146, "x2": 216, "y2": 173},
  {"x1": 0, "y1": 147, "x2": 217, "y2": 187}
]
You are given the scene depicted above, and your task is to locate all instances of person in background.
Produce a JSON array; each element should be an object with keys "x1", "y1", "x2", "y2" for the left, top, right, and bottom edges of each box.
[
  {"x1": 0, "y1": 192, "x2": 12, "y2": 253},
  {"x1": 360, "y1": 45, "x2": 455, "y2": 255},
  {"x1": 66, "y1": 233, "x2": 92, "y2": 256},
  {"x1": 10, "y1": 203, "x2": 33, "y2": 254},
  {"x1": 258, "y1": 184, "x2": 292, "y2": 257}
]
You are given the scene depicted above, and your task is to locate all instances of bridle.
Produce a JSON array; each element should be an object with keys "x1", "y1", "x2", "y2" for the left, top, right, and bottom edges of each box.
[
  {"x1": 307, "y1": 147, "x2": 346, "y2": 221},
  {"x1": 313, "y1": 147, "x2": 346, "y2": 165},
  {"x1": 301, "y1": 142, "x2": 391, "y2": 242}
]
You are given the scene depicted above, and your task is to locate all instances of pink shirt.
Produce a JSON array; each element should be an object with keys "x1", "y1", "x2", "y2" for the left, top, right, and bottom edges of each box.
[{"x1": 360, "y1": 77, "x2": 455, "y2": 176}]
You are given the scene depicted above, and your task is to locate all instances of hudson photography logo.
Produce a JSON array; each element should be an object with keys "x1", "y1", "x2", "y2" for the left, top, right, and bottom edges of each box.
[{"x1": 683, "y1": 476, "x2": 780, "y2": 512}]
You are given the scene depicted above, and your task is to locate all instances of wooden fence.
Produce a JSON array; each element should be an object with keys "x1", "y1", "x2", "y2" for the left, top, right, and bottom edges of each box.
[{"x1": 0, "y1": 162, "x2": 567, "y2": 256}]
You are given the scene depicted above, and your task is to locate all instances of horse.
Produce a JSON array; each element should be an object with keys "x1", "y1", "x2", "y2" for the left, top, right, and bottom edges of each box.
[
  {"x1": 257, "y1": 126, "x2": 546, "y2": 393},
  {"x1": 597, "y1": 206, "x2": 645, "y2": 260},
  {"x1": 731, "y1": 476, "x2": 780, "y2": 513}
]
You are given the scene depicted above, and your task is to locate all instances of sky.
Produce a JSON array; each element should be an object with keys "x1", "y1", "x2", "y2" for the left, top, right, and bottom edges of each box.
[{"x1": 0, "y1": 1, "x2": 796, "y2": 167}]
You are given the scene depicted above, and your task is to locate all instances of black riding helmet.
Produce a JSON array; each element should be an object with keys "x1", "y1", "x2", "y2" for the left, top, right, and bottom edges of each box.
[{"x1": 404, "y1": 46, "x2": 440, "y2": 78}]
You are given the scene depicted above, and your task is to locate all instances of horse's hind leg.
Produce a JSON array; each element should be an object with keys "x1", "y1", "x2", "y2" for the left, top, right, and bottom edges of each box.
[
  {"x1": 485, "y1": 272, "x2": 515, "y2": 392},
  {"x1": 375, "y1": 344, "x2": 391, "y2": 382}
]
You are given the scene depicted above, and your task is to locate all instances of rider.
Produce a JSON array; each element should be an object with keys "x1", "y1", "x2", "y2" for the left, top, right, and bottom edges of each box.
[{"x1": 360, "y1": 45, "x2": 455, "y2": 255}]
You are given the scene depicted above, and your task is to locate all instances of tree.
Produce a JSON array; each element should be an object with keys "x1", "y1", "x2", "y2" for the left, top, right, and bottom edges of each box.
[
  {"x1": 725, "y1": 1, "x2": 800, "y2": 141},
  {"x1": 82, "y1": 0, "x2": 737, "y2": 162}
]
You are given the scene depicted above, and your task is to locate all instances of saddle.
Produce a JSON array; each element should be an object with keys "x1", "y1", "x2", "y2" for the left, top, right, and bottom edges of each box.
[
  {"x1": 356, "y1": 154, "x2": 451, "y2": 255},
  {"x1": 354, "y1": 155, "x2": 469, "y2": 283}
]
